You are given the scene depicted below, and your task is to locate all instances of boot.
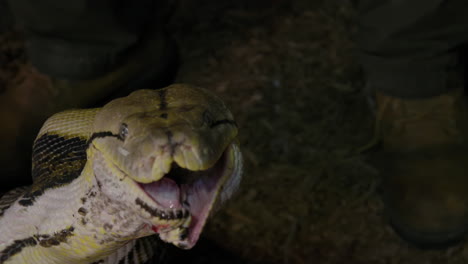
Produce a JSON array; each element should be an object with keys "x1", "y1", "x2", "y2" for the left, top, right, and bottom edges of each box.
[
  {"x1": 370, "y1": 88, "x2": 468, "y2": 247},
  {"x1": 0, "y1": 29, "x2": 178, "y2": 192}
]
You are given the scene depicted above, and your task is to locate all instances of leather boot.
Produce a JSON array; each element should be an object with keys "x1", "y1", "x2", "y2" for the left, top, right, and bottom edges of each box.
[
  {"x1": 0, "y1": 29, "x2": 178, "y2": 192},
  {"x1": 370, "y1": 89, "x2": 468, "y2": 247}
]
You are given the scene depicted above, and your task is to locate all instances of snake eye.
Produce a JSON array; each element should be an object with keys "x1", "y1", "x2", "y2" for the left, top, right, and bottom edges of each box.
[
  {"x1": 203, "y1": 110, "x2": 214, "y2": 127},
  {"x1": 119, "y1": 123, "x2": 129, "y2": 140}
]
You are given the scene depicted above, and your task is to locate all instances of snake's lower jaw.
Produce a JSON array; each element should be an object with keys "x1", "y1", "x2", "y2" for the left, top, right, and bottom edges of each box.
[{"x1": 139, "y1": 142, "x2": 243, "y2": 249}]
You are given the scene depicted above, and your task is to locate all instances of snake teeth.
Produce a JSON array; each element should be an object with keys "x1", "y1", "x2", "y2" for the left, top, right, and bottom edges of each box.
[{"x1": 135, "y1": 197, "x2": 190, "y2": 222}]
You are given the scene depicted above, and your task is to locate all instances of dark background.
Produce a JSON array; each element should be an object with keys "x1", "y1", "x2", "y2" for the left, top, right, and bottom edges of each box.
[{"x1": 2, "y1": 0, "x2": 468, "y2": 263}]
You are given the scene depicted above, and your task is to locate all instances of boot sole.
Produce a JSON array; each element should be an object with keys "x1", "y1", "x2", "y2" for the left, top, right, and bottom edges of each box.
[{"x1": 388, "y1": 214, "x2": 466, "y2": 249}]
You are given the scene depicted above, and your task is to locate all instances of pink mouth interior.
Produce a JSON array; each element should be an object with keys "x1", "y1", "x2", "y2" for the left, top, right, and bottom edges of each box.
[
  {"x1": 143, "y1": 178, "x2": 182, "y2": 209},
  {"x1": 138, "y1": 151, "x2": 227, "y2": 248}
]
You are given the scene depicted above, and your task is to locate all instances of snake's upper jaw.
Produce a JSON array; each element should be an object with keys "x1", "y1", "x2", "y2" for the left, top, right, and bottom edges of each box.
[{"x1": 138, "y1": 142, "x2": 242, "y2": 249}]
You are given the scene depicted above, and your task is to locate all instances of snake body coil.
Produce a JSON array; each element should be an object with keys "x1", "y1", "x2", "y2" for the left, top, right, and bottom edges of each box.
[{"x1": 0, "y1": 84, "x2": 243, "y2": 264}]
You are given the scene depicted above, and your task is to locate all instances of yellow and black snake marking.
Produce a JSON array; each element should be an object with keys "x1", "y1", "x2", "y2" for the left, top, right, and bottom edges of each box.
[{"x1": 0, "y1": 84, "x2": 243, "y2": 264}]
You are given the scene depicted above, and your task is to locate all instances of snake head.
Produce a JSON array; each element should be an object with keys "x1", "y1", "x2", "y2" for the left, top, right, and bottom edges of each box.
[{"x1": 89, "y1": 84, "x2": 243, "y2": 249}]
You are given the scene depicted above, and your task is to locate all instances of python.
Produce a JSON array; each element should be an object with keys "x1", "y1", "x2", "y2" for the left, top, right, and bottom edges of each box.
[{"x1": 0, "y1": 84, "x2": 243, "y2": 264}]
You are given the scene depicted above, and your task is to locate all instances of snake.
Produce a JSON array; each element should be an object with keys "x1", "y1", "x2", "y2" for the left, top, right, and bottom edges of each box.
[{"x1": 0, "y1": 84, "x2": 243, "y2": 264}]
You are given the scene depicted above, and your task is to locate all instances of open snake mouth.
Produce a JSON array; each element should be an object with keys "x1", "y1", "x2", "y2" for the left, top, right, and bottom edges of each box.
[
  {"x1": 126, "y1": 143, "x2": 242, "y2": 249},
  {"x1": 137, "y1": 147, "x2": 232, "y2": 248},
  {"x1": 93, "y1": 138, "x2": 242, "y2": 249}
]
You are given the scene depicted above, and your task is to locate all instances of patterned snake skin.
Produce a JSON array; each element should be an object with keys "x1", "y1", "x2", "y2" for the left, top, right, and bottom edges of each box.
[{"x1": 0, "y1": 84, "x2": 243, "y2": 264}]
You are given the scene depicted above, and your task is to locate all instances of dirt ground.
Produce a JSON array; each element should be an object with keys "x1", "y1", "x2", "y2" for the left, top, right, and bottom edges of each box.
[
  {"x1": 168, "y1": 1, "x2": 468, "y2": 264},
  {"x1": 3, "y1": 0, "x2": 468, "y2": 264}
]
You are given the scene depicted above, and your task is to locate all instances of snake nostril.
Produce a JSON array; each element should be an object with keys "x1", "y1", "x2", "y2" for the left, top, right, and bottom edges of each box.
[{"x1": 136, "y1": 156, "x2": 155, "y2": 172}]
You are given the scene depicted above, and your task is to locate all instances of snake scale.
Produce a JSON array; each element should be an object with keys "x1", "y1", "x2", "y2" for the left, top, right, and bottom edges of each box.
[{"x1": 0, "y1": 84, "x2": 243, "y2": 264}]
